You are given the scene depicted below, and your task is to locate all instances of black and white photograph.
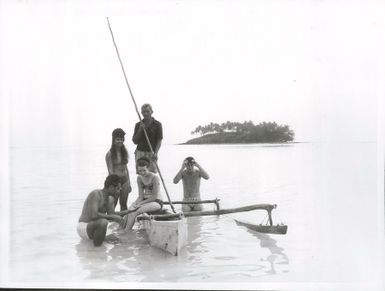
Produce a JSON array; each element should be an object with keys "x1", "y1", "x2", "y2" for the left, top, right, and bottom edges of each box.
[{"x1": 0, "y1": 0, "x2": 384, "y2": 290}]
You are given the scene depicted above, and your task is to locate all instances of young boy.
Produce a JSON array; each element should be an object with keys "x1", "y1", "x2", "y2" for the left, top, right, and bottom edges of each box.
[{"x1": 173, "y1": 157, "x2": 209, "y2": 212}]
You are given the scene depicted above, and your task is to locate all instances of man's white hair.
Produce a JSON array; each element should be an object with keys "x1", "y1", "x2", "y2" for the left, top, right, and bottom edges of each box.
[{"x1": 141, "y1": 103, "x2": 153, "y2": 112}]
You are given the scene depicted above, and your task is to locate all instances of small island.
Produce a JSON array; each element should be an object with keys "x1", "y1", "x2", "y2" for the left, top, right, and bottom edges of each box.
[{"x1": 183, "y1": 121, "x2": 294, "y2": 144}]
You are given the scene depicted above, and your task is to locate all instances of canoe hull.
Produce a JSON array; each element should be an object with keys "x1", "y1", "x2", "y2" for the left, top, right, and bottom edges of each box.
[{"x1": 140, "y1": 217, "x2": 188, "y2": 255}]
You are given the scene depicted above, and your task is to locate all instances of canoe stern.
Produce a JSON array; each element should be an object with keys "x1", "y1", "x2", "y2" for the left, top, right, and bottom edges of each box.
[{"x1": 141, "y1": 217, "x2": 188, "y2": 256}]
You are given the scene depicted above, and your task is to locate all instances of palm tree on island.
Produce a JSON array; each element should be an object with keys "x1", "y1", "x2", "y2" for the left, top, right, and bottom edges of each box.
[{"x1": 184, "y1": 121, "x2": 294, "y2": 144}]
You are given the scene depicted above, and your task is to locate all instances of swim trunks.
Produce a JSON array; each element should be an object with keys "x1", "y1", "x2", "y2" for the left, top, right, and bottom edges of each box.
[
  {"x1": 182, "y1": 197, "x2": 203, "y2": 212},
  {"x1": 77, "y1": 222, "x2": 90, "y2": 240}
]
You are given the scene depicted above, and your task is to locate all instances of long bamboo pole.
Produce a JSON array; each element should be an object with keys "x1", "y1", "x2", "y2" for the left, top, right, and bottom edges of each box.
[{"x1": 106, "y1": 17, "x2": 176, "y2": 213}]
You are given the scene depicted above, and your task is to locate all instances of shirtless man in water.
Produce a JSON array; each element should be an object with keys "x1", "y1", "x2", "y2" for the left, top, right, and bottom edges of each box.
[
  {"x1": 173, "y1": 157, "x2": 209, "y2": 212},
  {"x1": 77, "y1": 174, "x2": 134, "y2": 246}
]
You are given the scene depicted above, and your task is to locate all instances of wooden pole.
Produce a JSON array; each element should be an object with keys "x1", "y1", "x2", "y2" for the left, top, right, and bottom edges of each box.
[
  {"x1": 267, "y1": 209, "x2": 273, "y2": 226},
  {"x1": 106, "y1": 17, "x2": 176, "y2": 213},
  {"x1": 214, "y1": 198, "x2": 220, "y2": 211}
]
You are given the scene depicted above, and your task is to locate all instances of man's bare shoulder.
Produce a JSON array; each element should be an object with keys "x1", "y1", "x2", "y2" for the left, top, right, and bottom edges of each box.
[{"x1": 87, "y1": 189, "x2": 101, "y2": 199}]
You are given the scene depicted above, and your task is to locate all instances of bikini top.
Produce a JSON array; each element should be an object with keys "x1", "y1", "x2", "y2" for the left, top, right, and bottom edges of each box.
[
  {"x1": 110, "y1": 150, "x2": 127, "y2": 166},
  {"x1": 140, "y1": 176, "x2": 158, "y2": 199}
]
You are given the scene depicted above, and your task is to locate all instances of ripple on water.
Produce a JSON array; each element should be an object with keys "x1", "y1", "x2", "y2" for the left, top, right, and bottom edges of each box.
[{"x1": 213, "y1": 256, "x2": 236, "y2": 260}]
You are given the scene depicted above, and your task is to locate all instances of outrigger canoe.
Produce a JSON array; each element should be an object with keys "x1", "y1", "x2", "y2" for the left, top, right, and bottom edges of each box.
[
  {"x1": 106, "y1": 19, "x2": 288, "y2": 256},
  {"x1": 137, "y1": 200, "x2": 288, "y2": 255}
]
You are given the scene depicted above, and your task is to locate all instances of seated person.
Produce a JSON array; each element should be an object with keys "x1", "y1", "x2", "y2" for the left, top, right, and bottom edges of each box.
[
  {"x1": 173, "y1": 157, "x2": 209, "y2": 212},
  {"x1": 122, "y1": 158, "x2": 163, "y2": 230}
]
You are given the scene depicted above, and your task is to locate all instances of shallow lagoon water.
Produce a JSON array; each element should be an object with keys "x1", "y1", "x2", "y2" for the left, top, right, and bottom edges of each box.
[{"x1": 3, "y1": 142, "x2": 384, "y2": 289}]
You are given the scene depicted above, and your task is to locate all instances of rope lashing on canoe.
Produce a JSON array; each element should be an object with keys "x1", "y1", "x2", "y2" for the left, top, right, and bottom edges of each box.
[
  {"x1": 260, "y1": 212, "x2": 269, "y2": 225},
  {"x1": 259, "y1": 206, "x2": 285, "y2": 226},
  {"x1": 106, "y1": 17, "x2": 176, "y2": 213},
  {"x1": 275, "y1": 210, "x2": 285, "y2": 225}
]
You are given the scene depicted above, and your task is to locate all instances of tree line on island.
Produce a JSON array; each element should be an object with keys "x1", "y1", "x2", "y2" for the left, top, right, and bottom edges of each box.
[{"x1": 185, "y1": 121, "x2": 295, "y2": 144}]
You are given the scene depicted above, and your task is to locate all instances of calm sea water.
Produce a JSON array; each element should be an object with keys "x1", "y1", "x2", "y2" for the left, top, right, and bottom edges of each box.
[{"x1": 3, "y1": 142, "x2": 384, "y2": 290}]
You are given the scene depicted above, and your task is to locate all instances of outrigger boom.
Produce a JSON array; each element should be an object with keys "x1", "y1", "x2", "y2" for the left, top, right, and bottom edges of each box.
[
  {"x1": 141, "y1": 203, "x2": 277, "y2": 220},
  {"x1": 139, "y1": 203, "x2": 287, "y2": 234}
]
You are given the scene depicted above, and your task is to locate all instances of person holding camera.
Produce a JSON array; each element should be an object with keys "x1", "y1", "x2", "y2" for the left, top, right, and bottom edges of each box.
[{"x1": 173, "y1": 156, "x2": 209, "y2": 212}]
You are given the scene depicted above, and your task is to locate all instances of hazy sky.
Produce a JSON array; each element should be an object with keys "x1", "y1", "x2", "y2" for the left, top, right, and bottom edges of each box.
[{"x1": 1, "y1": 0, "x2": 384, "y2": 147}]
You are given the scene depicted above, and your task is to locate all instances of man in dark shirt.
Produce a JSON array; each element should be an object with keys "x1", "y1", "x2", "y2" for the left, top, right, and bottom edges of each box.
[{"x1": 132, "y1": 103, "x2": 163, "y2": 173}]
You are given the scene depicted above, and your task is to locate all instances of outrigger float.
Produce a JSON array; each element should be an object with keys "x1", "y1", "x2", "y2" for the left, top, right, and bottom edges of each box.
[{"x1": 137, "y1": 199, "x2": 288, "y2": 256}]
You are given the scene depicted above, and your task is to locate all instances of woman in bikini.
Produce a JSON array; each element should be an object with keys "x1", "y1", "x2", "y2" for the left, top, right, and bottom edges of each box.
[
  {"x1": 122, "y1": 157, "x2": 163, "y2": 230},
  {"x1": 105, "y1": 128, "x2": 132, "y2": 211}
]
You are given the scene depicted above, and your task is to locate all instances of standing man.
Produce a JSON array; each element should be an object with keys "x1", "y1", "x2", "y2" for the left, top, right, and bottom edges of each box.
[
  {"x1": 132, "y1": 103, "x2": 163, "y2": 173},
  {"x1": 77, "y1": 174, "x2": 132, "y2": 246},
  {"x1": 173, "y1": 157, "x2": 210, "y2": 212}
]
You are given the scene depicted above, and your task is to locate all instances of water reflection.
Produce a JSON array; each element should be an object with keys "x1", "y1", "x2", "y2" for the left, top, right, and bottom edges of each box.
[
  {"x1": 259, "y1": 144, "x2": 294, "y2": 148},
  {"x1": 75, "y1": 227, "x2": 183, "y2": 282},
  {"x1": 75, "y1": 240, "x2": 111, "y2": 280},
  {"x1": 75, "y1": 216, "x2": 289, "y2": 281},
  {"x1": 74, "y1": 217, "x2": 221, "y2": 282},
  {"x1": 236, "y1": 223, "x2": 289, "y2": 275},
  {"x1": 75, "y1": 229, "x2": 148, "y2": 281},
  {"x1": 186, "y1": 216, "x2": 204, "y2": 254}
]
